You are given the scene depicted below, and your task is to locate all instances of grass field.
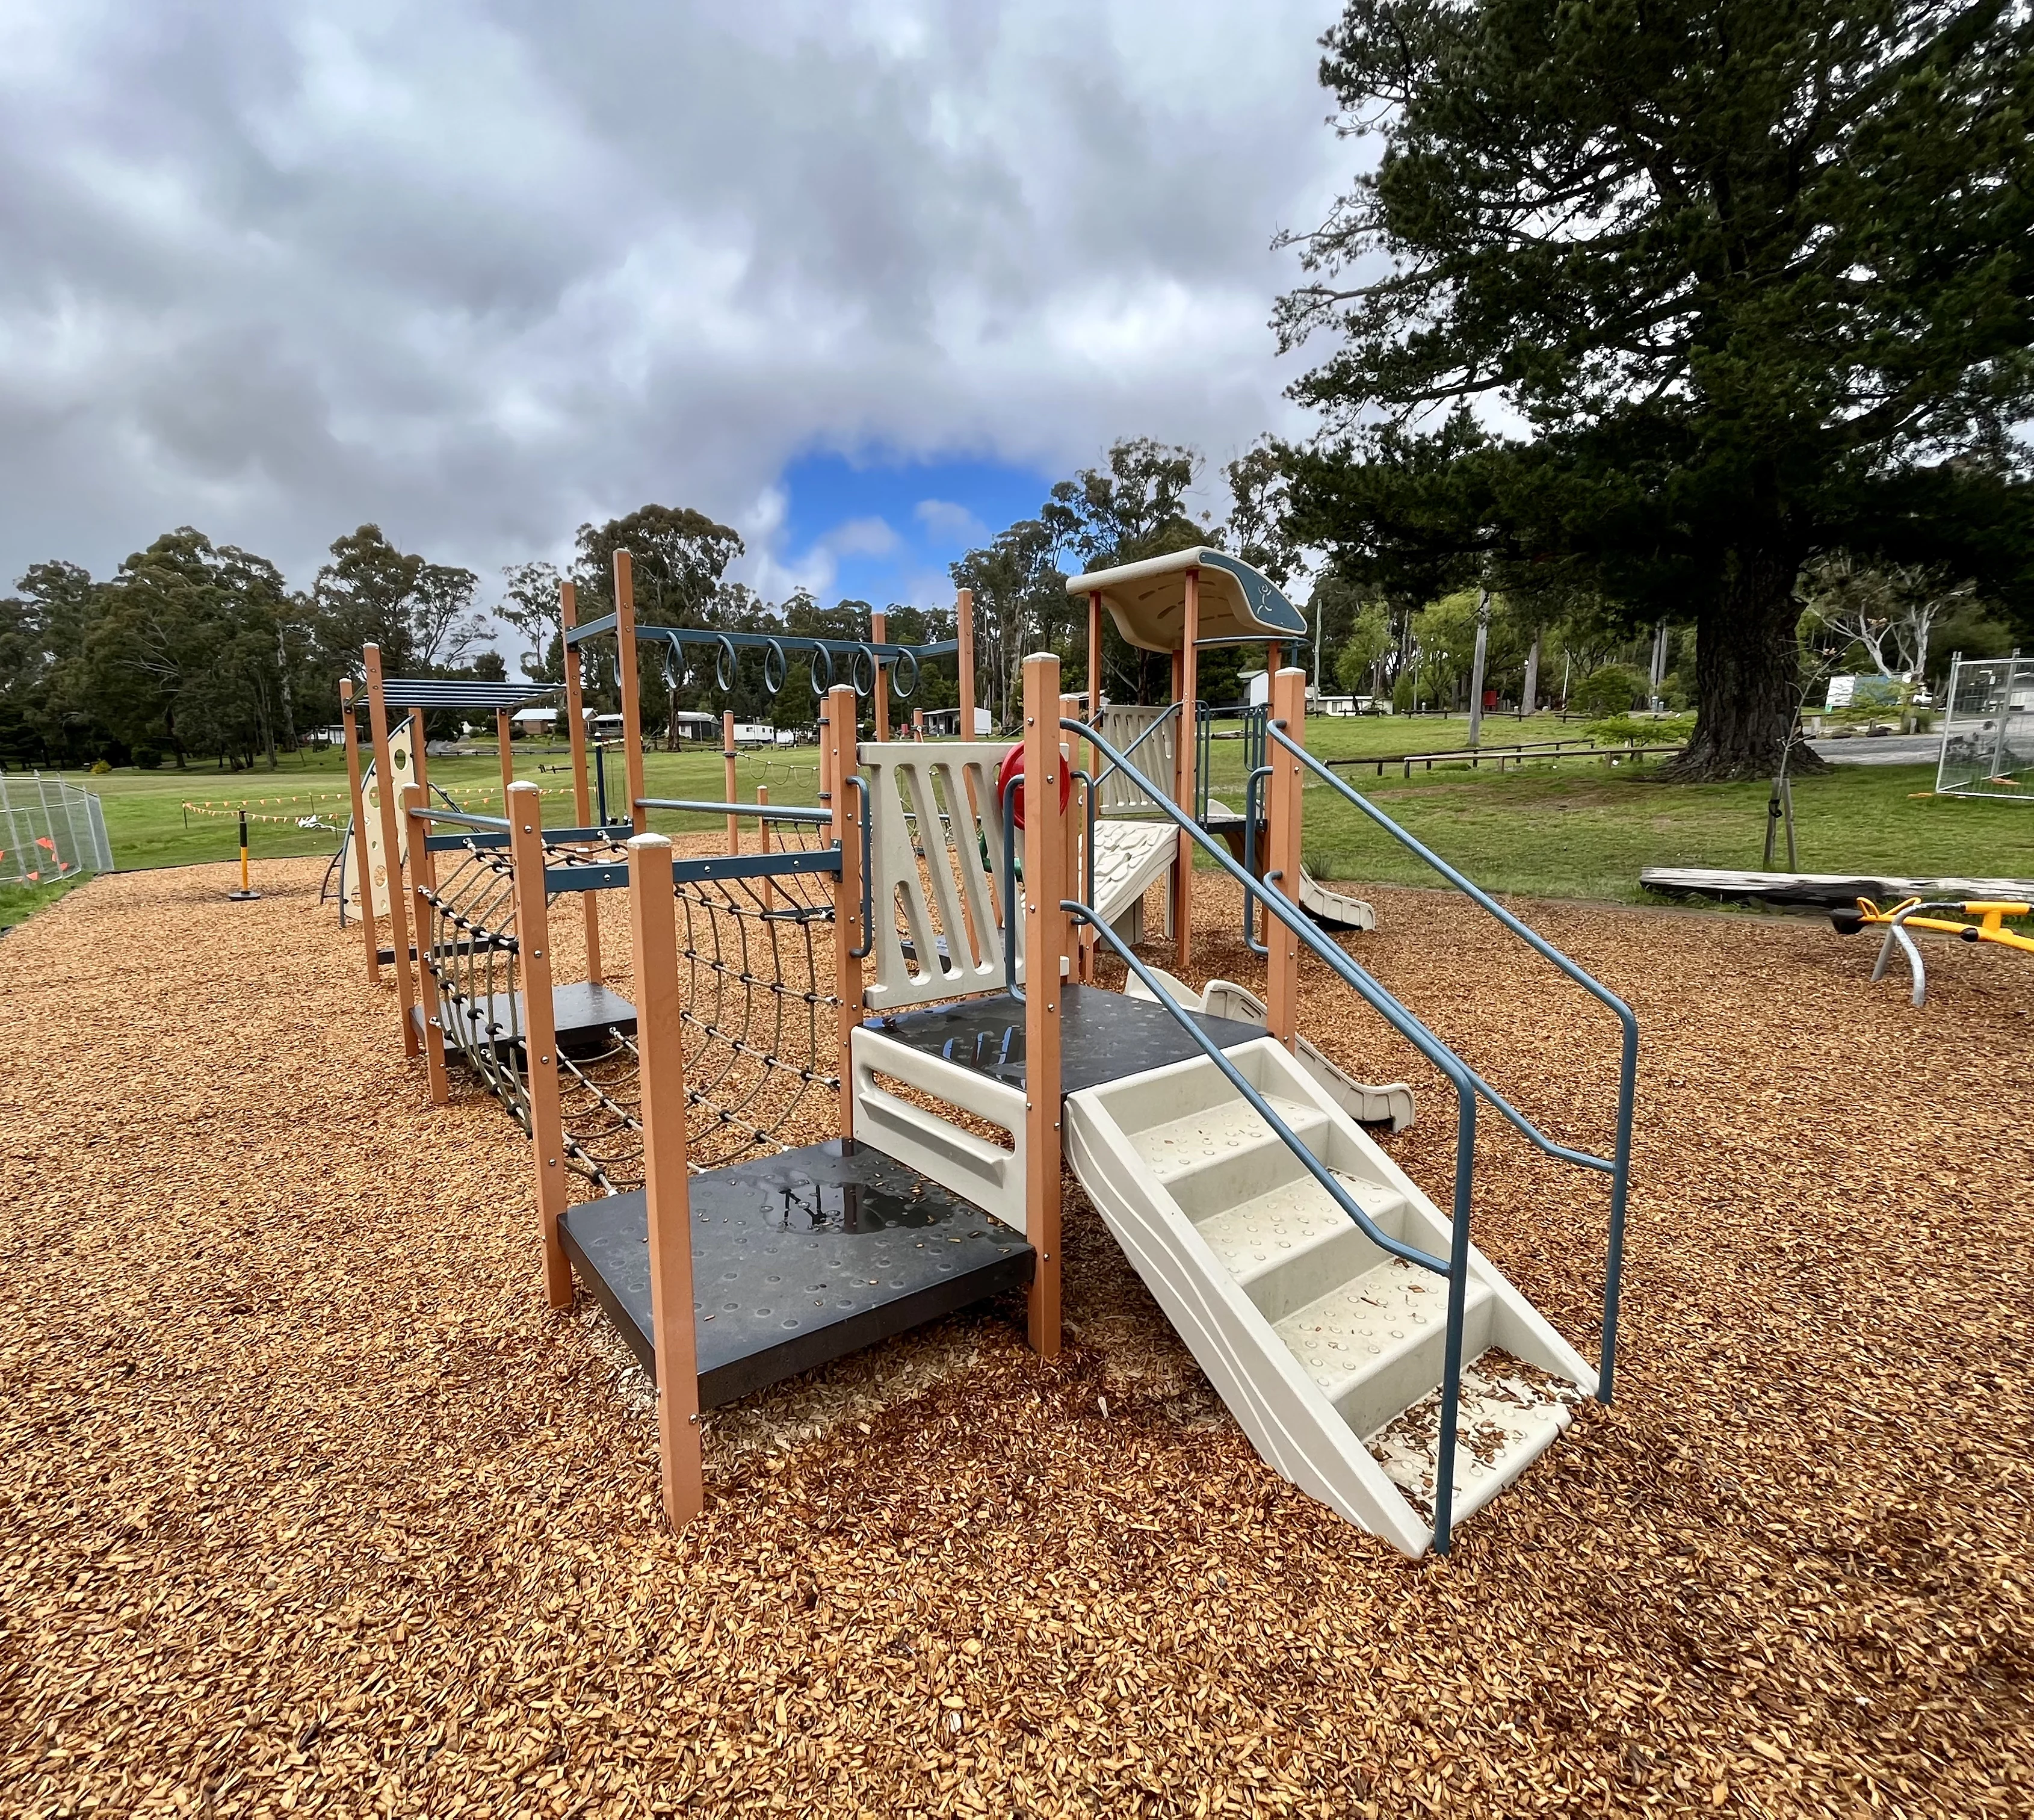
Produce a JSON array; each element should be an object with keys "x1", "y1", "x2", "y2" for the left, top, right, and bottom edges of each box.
[{"x1": 10, "y1": 708, "x2": 2031, "y2": 923}]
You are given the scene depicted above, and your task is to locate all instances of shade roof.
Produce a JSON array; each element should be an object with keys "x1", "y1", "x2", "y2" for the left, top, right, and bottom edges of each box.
[
  {"x1": 1065, "y1": 548, "x2": 1306, "y2": 652},
  {"x1": 354, "y1": 679, "x2": 563, "y2": 713}
]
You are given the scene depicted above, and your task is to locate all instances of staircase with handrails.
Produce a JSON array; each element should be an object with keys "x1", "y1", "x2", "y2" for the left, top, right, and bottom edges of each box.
[{"x1": 847, "y1": 655, "x2": 1636, "y2": 1555}]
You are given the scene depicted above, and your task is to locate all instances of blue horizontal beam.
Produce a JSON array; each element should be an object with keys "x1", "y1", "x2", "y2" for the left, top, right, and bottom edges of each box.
[
  {"x1": 562, "y1": 611, "x2": 619, "y2": 648},
  {"x1": 542, "y1": 845, "x2": 842, "y2": 896}
]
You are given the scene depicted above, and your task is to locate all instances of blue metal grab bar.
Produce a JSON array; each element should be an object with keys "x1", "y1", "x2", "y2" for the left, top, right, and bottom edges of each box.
[
  {"x1": 1042, "y1": 721, "x2": 1483, "y2": 1552},
  {"x1": 1265, "y1": 721, "x2": 1636, "y2": 1398}
]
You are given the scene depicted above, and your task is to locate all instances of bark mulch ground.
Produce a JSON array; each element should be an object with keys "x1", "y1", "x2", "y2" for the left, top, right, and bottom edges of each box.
[{"x1": 4, "y1": 858, "x2": 2030, "y2": 1819}]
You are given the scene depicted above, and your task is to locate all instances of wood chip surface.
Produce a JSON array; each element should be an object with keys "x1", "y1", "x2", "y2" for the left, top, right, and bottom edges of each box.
[{"x1": 4, "y1": 858, "x2": 2030, "y2": 1818}]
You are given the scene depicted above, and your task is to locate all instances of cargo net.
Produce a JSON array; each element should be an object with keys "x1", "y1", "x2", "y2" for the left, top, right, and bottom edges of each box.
[
  {"x1": 416, "y1": 820, "x2": 841, "y2": 1196},
  {"x1": 558, "y1": 817, "x2": 841, "y2": 1192}
]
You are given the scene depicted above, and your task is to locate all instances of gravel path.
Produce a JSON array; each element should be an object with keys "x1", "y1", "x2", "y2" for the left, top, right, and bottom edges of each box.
[{"x1": 4, "y1": 858, "x2": 2030, "y2": 1818}]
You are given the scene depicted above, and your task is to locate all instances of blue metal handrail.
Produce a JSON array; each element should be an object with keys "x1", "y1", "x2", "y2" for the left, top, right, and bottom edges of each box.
[
  {"x1": 1068, "y1": 907, "x2": 1448, "y2": 1281},
  {"x1": 1041, "y1": 721, "x2": 1481, "y2": 1552},
  {"x1": 1266, "y1": 722, "x2": 1636, "y2": 1396}
]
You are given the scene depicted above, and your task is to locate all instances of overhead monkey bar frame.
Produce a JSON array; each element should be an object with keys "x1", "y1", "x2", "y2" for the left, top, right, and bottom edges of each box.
[
  {"x1": 563, "y1": 553, "x2": 977, "y2": 859},
  {"x1": 564, "y1": 613, "x2": 959, "y2": 702}
]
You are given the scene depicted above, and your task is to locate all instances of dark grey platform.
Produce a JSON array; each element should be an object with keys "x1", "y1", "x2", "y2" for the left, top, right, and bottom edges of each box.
[
  {"x1": 557, "y1": 1141, "x2": 1033, "y2": 1405},
  {"x1": 413, "y1": 980, "x2": 636, "y2": 1058},
  {"x1": 860, "y1": 983, "x2": 1267, "y2": 1095}
]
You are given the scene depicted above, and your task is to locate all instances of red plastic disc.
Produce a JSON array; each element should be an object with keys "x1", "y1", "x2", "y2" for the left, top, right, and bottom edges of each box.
[{"x1": 996, "y1": 740, "x2": 1071, "y2": 831}]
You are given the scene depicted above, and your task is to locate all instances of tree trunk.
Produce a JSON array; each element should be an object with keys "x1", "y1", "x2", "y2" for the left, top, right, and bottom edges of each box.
[{"x1": 1663, "y1": 547, "x2": 1827, "y2": 782}]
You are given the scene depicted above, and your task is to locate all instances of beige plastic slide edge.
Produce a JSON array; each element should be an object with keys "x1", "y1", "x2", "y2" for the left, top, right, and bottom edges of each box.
[
  {"x1": 1122, "y1": 971, "x2": 1417, "y2": 1132},
  {"x1": 849, "y1": 1026, "x2": 1028, "y2": 1237},
  {"x1": 861, "y1": 741, "x2": 1010, "y2": 1012},
  {"x1": 1296, "y1": 868, "x2": 1377, "y2": 934},
  {"x1": 1065, "y1": 1038, "x2": 1595, "y2": 1555}
]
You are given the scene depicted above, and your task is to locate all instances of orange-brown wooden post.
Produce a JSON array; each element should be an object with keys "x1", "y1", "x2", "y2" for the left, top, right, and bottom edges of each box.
[
  {"x1": 827, "y1": 687, "x2": 865, "y2": 1134},
  {"x1": 1086, "y1": 589, "x2": 1103, "y2": 720},
  {"x1": 614, "y1": 550, "x2": 647, "y2": 834},
  {"x1": 722, "y1": 710, "x2": 740, "y2": 854},
  {"x1": 756, "y1": 784, "x2": 774, "y2": 914},
  {"x1": 870, "y1": 611, "x2": 891, "y2": 744},
  {"x1": 495, "y1": 708, "x2": 515, "y2": 799},
  {"x1": 956, "y1": 588, "x2": 976, "y2": 740},
  {"x1": 912, "y1": 709, "x2": 925, "y2": 741},
  {"x1": 508, "y1": 781, "x2": 572, "y2": 1308},
  {"x1": 827, "y1": 684, "x2": 864, "y2": 1142},
  {"x1": 1169, "y1": 566, "x2": 1201, "y2": 971},
  {"x1": 1022, "y1": 654, "x2": 1066, "y2": 1358},
  {"x1": 1266, "y1": 667, "x2": 1306, "y2": 1049},
  {"x1": 628, "y1": 831, "x2": 705, "y2": 1526},
  {"x1": 363, "y1": 643, "x2": 420, "y2": 1056},
  {"x1": 560, "y1": 580, "x2": 604, "y2": 983},
  {"x1": 339, "y1": 677, "x2": 380, "y2": 984},
  {"x1": 408, "y1": 784, "x2": 452, "y2": 1104}
]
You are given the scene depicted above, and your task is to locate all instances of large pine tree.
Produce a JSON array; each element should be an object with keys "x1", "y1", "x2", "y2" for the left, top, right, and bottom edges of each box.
[{"x1": 1279, "y1": 0, "x2": 2034, "y2": 778}]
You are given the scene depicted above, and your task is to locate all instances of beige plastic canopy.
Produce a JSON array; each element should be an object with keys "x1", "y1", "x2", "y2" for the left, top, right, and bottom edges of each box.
[{"x1": 1066, "y1": 546, "x2": 1307, "y2": 652}]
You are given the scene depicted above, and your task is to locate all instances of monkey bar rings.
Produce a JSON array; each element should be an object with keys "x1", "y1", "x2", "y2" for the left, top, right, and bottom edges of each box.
[
  {"x1": 1834, "y1": 896, "x2": 2034, "y2": 1005},
  {"x1": 566, "y1": 616, "x2": 956, "y2": 702}
]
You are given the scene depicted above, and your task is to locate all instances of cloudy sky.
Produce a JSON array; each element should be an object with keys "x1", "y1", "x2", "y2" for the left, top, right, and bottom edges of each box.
[{"x1": 0, "y1": 0, "x2": 1355, "y2": 614}]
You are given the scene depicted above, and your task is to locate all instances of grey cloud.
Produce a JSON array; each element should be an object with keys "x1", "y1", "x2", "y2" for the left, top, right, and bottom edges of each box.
[{"x1": 0, "y1": 0, "x2": 1349, "y2": 596}]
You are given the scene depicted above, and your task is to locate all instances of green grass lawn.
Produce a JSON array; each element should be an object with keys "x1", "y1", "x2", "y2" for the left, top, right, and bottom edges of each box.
[
  {"x1": 13, "y1": 711, "x2": 2029, "y2": 921},
  {"x1": 50, "y1": 740, "x2": 833, "y2": 873},
  {"x1": 1292, "y1": 759, "x2": 2034, "y2": 902}
]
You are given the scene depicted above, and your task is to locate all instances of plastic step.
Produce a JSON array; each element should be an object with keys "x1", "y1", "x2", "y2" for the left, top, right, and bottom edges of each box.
[
  {"x1": 1196, "y1": 1174, "x2": 1409, "y2": 1322},
  {"x1": 1274, "y1": 1257, "x2": 1493, "y2": 1440},
  {"x1": 1366, "y1": 1348, "x2": 1586, "y2": 1526}
]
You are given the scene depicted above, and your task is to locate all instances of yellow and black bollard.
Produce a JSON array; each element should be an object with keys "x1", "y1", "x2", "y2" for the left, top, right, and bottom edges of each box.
[{"x1": 227, "y1": 809, "x2": 261, "y2": 901}]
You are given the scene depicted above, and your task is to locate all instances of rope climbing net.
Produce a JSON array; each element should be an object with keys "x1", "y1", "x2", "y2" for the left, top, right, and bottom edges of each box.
[{"x1": 416, "y1": 818, "x2": 841, "y2": 1195}]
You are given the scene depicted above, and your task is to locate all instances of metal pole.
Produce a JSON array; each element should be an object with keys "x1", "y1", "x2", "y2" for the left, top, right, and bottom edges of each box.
[{"x1": 1522, "y1": 634, "x2": 1541, "y2": 719}]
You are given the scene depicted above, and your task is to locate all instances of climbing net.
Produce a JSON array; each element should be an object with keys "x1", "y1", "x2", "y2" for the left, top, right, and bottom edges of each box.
[{"x1": 415, "y1": 819, "x2": 841, "y2": 1194}]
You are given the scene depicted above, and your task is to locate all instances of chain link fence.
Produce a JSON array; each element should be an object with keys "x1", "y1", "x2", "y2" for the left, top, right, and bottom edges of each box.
[
  {"x1": 0, "y1": 773, "x2": 115, "y2": 885},
  {"x1": 1937, "y1": 655, "x2": 2034, "y2": 800}
]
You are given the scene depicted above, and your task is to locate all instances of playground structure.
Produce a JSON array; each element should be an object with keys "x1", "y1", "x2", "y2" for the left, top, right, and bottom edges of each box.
[
  {"x1": 1835, "y1": 894, "x2": 2034, "y2": 1005},
  {"x1": 347, "y1": 548, "x2": 1637, "y2": 1558}
]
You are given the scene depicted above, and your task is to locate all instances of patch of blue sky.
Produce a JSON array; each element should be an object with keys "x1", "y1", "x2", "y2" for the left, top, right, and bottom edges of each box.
[{"x1": 756, "y1": 450, "x2": 1055, "y2": 612}]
